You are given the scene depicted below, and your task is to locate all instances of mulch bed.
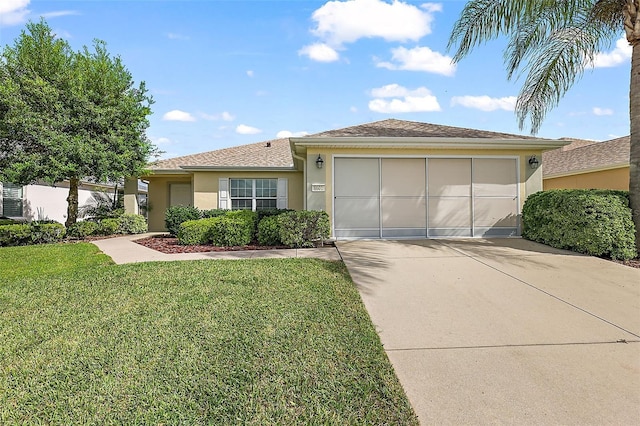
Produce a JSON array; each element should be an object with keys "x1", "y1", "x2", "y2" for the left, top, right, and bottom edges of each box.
[{"x1": 134, "y1": 234, "x2": 291, "y2": 254}]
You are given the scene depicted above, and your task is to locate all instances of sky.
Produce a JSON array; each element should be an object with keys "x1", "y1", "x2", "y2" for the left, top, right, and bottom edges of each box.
[{"x1": 0, "y1": 0, "x2": 633, "y2": 159}]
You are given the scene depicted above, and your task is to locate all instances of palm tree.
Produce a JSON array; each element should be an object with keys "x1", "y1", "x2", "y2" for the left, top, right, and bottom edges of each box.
[{"x1": 449, "y1": 0, "x2": 640, "y2": 255}]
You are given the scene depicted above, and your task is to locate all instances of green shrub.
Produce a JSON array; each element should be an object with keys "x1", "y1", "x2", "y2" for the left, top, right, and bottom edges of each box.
[
  {"x1": 165, "y1": 205, "x2": 201, "y2": 236},
  {"x1": 522, "y1": 189, "x2": 636, "y2": 260},
  {"x1": 177, "y1": 218, "x2": 216, "y2": 245},
  {"x1": 201, "y1": 209, "x2": 228, "y2": 219},
  {"x1": 117, "y1": 214, "x2": 147, "y2": 234},
  {"x1": 225, "y1": 210, "x2": 258, "y2": 238},
  {"x1": 0, "y1": 219, "x2": 19, "y2": 226},
  {"x1": 257, "y1": 215, "x2": 282, "y2": 246},
  {"x1": 277, "y1": 211, "x2": 330, "y2": 248},
  {"x1": 0, "y1": 224, "x2": 32, "y2": 246},
  {"x1": 66, "y1": 221, "x2": 100, "y2": 239},
  {"x1": 30, "y1": 223, "x2": 66, "y2": 244},
  {"x1": 256, "y1": 208, "x2": 293, "y2": 223},
  {"x1": 209, "y1": 216, "x2": 253, "y2": 247},
  {"x1": 99, "y1": 218, "x2": 121, "y2": 235}
]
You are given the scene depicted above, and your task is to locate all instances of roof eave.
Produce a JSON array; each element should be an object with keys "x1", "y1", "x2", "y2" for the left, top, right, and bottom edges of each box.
[
  {"x1": 290, "y1": 136, "x2": 568, "y2": 152},
  {"x1": 179, "y1": 166, "x2": 297, "y2": 172}
]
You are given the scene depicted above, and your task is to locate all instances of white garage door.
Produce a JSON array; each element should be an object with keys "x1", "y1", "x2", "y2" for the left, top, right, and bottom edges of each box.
[{"x1": 333, "y1": 157, "x2": 518, "y2": 239}]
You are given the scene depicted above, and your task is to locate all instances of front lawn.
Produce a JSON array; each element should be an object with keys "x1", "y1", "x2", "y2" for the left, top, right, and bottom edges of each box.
[{"x1": 0, "y1": 243, "x2": 417, "y2": 425}]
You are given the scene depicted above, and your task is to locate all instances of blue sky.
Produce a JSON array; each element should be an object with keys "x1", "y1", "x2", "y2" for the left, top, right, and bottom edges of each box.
[{"x1": 0, "y1": 0, "x2": 632, "y2": 159}]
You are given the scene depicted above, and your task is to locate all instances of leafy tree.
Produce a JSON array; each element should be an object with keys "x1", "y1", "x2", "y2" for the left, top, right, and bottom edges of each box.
[
  {"x1": 449, "y1": 0, "x2": 640, "y2": 255},
  {"x1": 0, "y1": 20, "x2": 156, "y2": 227}
]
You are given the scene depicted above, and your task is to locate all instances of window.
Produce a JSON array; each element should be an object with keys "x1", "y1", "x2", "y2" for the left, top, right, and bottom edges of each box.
[
  {"x1": 230, "y1": 178, "x2": 278, "y2": 210},
  {"x1": 1, "y1": 183, "x2": 23, "y2": 217}
]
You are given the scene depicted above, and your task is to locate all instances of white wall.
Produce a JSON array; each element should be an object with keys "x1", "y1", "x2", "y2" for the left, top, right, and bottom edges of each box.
[{"x1": 22, "y1": 185, "x2": 96, "y2": 223}]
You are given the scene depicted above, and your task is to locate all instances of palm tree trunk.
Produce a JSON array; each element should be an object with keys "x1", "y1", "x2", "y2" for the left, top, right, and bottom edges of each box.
[
  {"x1": 65, "y1": 177, "x2": 79, "y2": 228},
  {"x1": 630, "y1": 44, "x2": 640, "y2": 255}
]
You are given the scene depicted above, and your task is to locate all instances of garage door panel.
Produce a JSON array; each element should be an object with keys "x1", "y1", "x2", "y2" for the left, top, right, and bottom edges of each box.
[
  {"x1": 381, "y1": 158, "x2": 425, "y2": 197},
  {"x1": 334, "y1": 158, "x2": 379, "y2": 197},
  {"x1": 474, "y1": 159, "x2": 518, "y2": 197},
  {"x1": 474, "y1": 198, "x2": 519, "y2": 227},
  {"x1": 428, "y1": 159, "x2": 471, "y2": 196},
  {"x1": 428, "y1": 197, "x2": 471, "y2": 228},
  {"x1": 334, "y1": 197, "x2": 380, "y2": 229},
  {"x1": 381, "y1": 197, "x2": 427, "y2": 229}
]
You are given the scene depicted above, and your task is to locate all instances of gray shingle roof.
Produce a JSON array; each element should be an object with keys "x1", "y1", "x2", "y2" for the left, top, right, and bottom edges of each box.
[
  {"x1": 542, "y1": 136, "x2": 629, "y2": 177},
  {"x1": 309, "y1": 118, "x2": 537, "y2": 139},
  {"x1": 150, "y1": 119, "x2": 543, "y2": 171},
  {"x1": 150, "y1": 138, "x2": 293, "y2": 170}
]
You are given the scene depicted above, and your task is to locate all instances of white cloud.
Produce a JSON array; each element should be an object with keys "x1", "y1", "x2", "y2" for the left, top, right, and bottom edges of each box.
[
  {"x1": 450, "y1": 95, "x2": 517, "y2": 112},
  {"x1": 199, "y1": 111, "x2": 235, "y2": 121},
  {"x1": 236, "y1": 124, "x2": 262, "y2": 135},
  {"x1": 592, "y1": 37, "x2": 631, "y2": 68},
  {"x1": 310, "y1": 0, "x2": 440, "y2": 47},
  {"x1": 40, "y1": 10, "x2": 79, "y2": 19},
  {"x1": 247, "y1": 70, "x2": 254, "y2": 77},
  {"x1": 593, "y1": 107, "x2": 613, "y2": 116},
  {"x1": 0, "y1": 0, "x2": 30, "y2": 26},
  {"x1": 53, "y1": 29, "x2": 72, "y2": 39},
  {"x1": 167, "y1": 33, "x2": 189, "y2": 40},
  {"x1": 299, "y1": 43, "x2": 340, "y2": 62},
  {"x1": 377, "y1": 46, "x2": 455, "y2": 76},
  {"x1": 276, "y1": 130, "x2": 309, "y2": 138},
  {"x1": 350, "y1": 106, "x2": 358, "y2": 113},
  {"x1": 150, "y1": 136, "x2": 172, "y2": 146},
  {"x1": 162, "y1": 110, "x2": 196, "y2": 122},
  {"x1": 368, "y1": 83, "x2": 440, "y2": 113}
]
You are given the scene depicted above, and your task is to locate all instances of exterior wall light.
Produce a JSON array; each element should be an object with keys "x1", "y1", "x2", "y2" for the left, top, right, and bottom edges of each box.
[
  {"x1": 528, "y1": 155, "x2": 539, "y2": 169},
  {"x1": 315, "y1": 154, "x2": 324, "y2": 169}
]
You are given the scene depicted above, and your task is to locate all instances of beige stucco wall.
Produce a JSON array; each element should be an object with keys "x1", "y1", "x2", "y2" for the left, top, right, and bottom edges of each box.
[
  {"x1": 304, "y1": 148, "x2": 545, "y2": 222},
  {"x1": 146, "y1": 171, "x2": 303, "y2": 232},
  {"x1": 146, "y1": 175, "x2": 192, "y2": 232},
  {"x1": 543, "y1": 166, "x2": 629, "y2": 191}
]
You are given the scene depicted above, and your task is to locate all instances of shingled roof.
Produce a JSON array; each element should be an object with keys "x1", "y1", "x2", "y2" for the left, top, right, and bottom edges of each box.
[
  {"x1": 542, "y1": 136, "x2": 630, "y2": 177},
  {"x1": 310, "y1": 118, "x2": 537, "y2": 139},
  {"x1": 150, "y1": 119, "x2": 542, "y2": 171},
  {"x1": 150, "y1": 137, "x2": 293, "y2": 171}
]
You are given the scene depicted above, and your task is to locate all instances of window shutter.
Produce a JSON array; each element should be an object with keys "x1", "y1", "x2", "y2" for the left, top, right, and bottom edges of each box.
[
  {"x1": 277, "y1": 178, "x2": 288, "y2": 209},
  {"x1": 2, "y1": 183, "x2": 23, "y2": 217},
  {"x1": 218, "y1": 178, "x2": 230, "y2": 209}
]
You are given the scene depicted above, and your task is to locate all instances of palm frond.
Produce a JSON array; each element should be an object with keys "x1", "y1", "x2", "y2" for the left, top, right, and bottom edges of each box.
[
  {"x1": 516, "y1": 25, "x2": 603, "y2": 133},
  {"x1": 448, "y1": 0, "x2": 594, "y2": 62}
]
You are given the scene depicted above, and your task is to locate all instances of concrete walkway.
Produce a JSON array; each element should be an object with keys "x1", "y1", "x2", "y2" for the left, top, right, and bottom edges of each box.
[
  {"x1": 336, "y1": 238, "x2": 640, "y2": 425},
  {"x1": 92, "y1": 233, "x2": 342, "y2": 264}
]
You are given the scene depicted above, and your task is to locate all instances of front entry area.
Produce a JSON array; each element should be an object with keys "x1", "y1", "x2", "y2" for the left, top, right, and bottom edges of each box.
[{"x1": 333, "y1": 157, "x2": 519, "y2": 238}]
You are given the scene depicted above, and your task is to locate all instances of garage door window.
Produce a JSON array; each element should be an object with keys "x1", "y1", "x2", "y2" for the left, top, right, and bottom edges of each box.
[{"x1": 230, "y1": 178, "x2": 278, "y2": 210}]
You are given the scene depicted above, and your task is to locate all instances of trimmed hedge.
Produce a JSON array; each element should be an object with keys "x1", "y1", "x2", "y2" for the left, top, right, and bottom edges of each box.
[
  {"x1": 66, "y1": 221, "x2": 100, "y2": 239},
  {"x1": 522, "y1": 189, "x2": 636, "y2": 260},
  {"x1": 165, "y1": 205, "x2": 201, "y2": 236},
  {"x1": 99, "y1": 218, "x2": 121, "y2": 235},
  {"x1": 0, "y1": 222, "x2": 66, "y2": 246},
  {"x1": 278, "y1": 211, "x2": 330, "y2": 248},
  {"x1": 117, "y1": 214, "x2": 147, "y2": 234},
  {"x1": 30, "y1": 223, "x2": 66, "y2": 244},
  {"x1": 177, "y1": 218, "x2": 217, "y2": 245},
  {"x1": 209, "y1": 216, "x2": 253, "y2": 247},
  {"x1": 257, "y1": 215, "x2": 281, "y2": 246}
]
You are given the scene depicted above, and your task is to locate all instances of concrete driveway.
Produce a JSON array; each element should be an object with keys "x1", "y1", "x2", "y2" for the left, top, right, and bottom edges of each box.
[{"x1": 336, "y1": 239, "x2": 640, "y2": 425}]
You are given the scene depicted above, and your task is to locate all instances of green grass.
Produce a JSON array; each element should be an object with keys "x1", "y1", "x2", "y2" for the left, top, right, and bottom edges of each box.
[{"x1": 0, "y1": 244, "x2": 418, "y2": 425}]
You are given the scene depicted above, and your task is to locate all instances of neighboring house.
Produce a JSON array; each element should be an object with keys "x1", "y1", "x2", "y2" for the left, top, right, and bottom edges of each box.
[
  {"x1": 143, "y1": 119, "x2": 565, "y2": 238},
  {"x1": 543, "y1": 136, "x2": 630, "y2": 190},
  {"x1": 0, "y1": 180, "x2": 148, "y2": 223}
]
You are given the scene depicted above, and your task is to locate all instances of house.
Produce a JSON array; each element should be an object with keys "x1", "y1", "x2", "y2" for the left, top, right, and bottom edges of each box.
[
  {"x1": 142, "y1": 119, "x2": 566, "y2": 238},
  {"x1": 143, "y1": 119, "x2": 567, "y2": 237},
  {"x1": 0, "y1": 179, "x2": 147, "y2": 223},
  {"x1": 542, "y1": 136, "x2": 630, "y2": 190}
]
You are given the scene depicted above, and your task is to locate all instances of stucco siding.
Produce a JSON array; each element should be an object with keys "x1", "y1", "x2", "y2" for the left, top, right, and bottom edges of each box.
[
  {"x1": 543, "y1": 166, "x2": 629, "y2": 191},
  {"x1": 146, "y1": 171, "x2": 303, "y2": 232}
]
